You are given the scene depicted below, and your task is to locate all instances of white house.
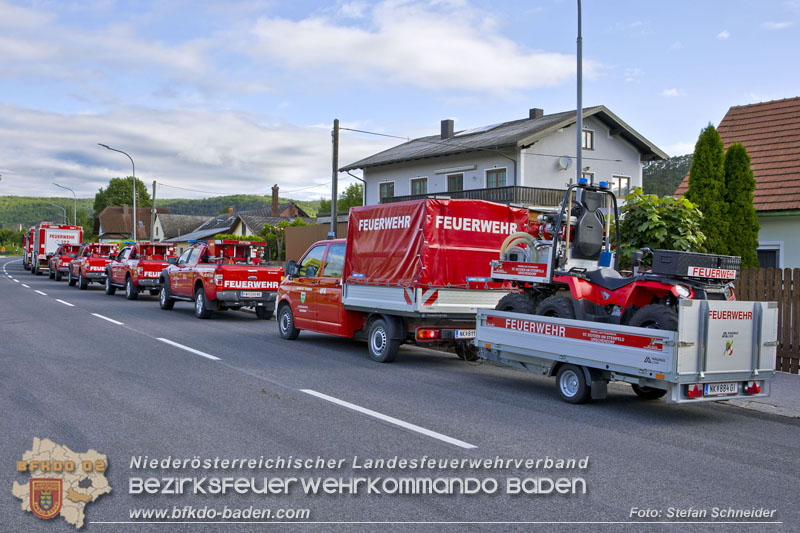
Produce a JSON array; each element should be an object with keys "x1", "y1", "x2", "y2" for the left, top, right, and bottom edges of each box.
[{"x1": 341, "y1": 106, "x2": 667, "y2": 206}]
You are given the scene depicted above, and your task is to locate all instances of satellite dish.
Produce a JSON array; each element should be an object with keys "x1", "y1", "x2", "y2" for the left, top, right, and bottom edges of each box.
[{"x1": 557, "y1": 156, "x2": 572, "y2": 170}]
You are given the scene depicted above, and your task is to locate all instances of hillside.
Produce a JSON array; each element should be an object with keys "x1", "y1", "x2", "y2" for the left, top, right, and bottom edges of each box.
[
  {"x1": 0, "y1": 195, "x2": 322, "y2": 229},
  {"x1": 642, "y1": 154, "x2": 693, "y2": 197}
]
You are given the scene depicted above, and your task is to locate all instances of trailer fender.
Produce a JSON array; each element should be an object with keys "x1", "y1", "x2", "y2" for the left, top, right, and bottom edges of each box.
[
  {"x1": 548, "y1": 363, "x2": 607, "y2": 399},
  {"x1": 369, "y1": 313, "x2": 404, "y2": 341}
]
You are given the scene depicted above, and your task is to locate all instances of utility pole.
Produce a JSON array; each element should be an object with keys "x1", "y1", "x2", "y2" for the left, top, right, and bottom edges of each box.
[
  {"x1": 329, "y1": 118, "x2": 339, "y2": 239},
  {"x1": 151, "y1": 181, "x2": 157, "y2": 242},
  {"x1": 98, "y1": 144, "x2": 136, "y2": 241},
  {"x1": 576, "y1": 0, "x2": 583, "y2": 185}
]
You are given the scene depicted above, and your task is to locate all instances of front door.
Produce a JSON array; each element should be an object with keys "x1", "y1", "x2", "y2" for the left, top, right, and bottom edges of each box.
[{"x1": 290, "y1": 244, "x2": 326, "y2": 328}]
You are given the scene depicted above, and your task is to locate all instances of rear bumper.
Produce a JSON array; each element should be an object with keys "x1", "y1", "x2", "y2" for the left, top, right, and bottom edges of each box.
[
  {"x1": 137, "y1": 278, "x2": 159, "y2": 288},
  {"x1": 85, "y1": 271, "x2": 106, "y2": 280},
  {"x1": 216, "y1": 290, "x2": 277, "y2": 307}
]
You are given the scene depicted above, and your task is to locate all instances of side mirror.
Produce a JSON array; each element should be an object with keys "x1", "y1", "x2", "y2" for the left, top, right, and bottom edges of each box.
[
  {"x1": 631, "y1": 251, "x2": 643, "y2": 268},
  {"x1": 286, "y1": 260, "x2": 298, "y2": 277},
  {"x1": 167, "y1": 257, "x2": 177, "y2": 265}
]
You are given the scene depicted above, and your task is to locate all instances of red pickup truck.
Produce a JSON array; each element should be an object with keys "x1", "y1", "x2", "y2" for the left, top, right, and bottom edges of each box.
[
  {"x1": 158, "y1": 240, "x2": 283, "y2": 319},
  {"x1": 68, "y1": 243, "x2": 120, "y2": 289},
  {"x1": 48, "y1": 243, "x2": 81, "y2": 281},
  {"x1": 105, "y1": 242, "x2": 177, "y2": 300}
]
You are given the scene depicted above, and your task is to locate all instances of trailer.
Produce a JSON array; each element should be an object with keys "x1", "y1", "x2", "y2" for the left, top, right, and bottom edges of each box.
[{"x1": 475, "y1": 298, "x2": 777, "y2": 404}]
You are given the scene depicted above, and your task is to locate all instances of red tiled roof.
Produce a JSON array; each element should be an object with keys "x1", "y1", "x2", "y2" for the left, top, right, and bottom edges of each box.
[
  {"x1": 96, "y1": 206, "x2": 171, "y2": 240},
  {"x1": 674, "y1": 96, "x2": 800, "y2": 211}
]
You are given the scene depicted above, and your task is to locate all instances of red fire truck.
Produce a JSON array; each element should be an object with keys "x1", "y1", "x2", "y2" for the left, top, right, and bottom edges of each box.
[
  {"x1": 276, "y1": 199, "x2": 528, "y2": 362},
  {"x1": 30, "y1": 223, "x2": 83, "y2": 275},
  {"x1": 158, "y1": 240, "x2": 283, "y2": 319},
  {"x1": 48, "y1": 243, "x2": 82, "y2": 281},
  {"x1": 68, "y1": 243, "x2": 120, "y2": 289},
  {"x1": 105, "y1": 242, "x2": 177, "y2": 300},
  {"x1": 22, "y1": 227, "x2": 35, "y2": 270}
]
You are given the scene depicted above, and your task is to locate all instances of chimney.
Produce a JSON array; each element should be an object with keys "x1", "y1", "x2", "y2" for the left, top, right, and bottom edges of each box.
[
  {"x1": 529, "y1": 108, "x2": 544, "y2": 119},
  {"x1": 271, "y1": 184, "x2": 280, "y2": 216},
  {"x1": 441, "y1": 119, "x2": 454, "y2": 140},
  {"x1": 122, "y1": 205, "x2": 129, "y2": 215},
  {"x1": 227, "y1": 206, "x2": 234, "y2": 218}
]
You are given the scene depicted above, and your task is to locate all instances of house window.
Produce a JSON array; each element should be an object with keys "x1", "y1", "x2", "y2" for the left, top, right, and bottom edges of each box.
[
  {"x1": 581, "y1": 171, "x2": 594, "y2": 184},
  {"x1": 486, "y1": 168, "x2": 507, "y2": 188},
  {"x1": 611, "y1": 175, "x2": 631, "y2": 198},
  {"x1": 757, "y1": 242, "x2": 783, "y2": 268},
  {"x1": 379, "y1": 182, "x2": 395, "y2": 200},
  {"x1": 411, "y1": 177, "x2": 427, "y2": 196},
  {"x1": 447, "y1": 173, "x2": 464, "y2": 192},
  {"x1": 582, "y1": 129, "x2": 594, "y2": 150}
]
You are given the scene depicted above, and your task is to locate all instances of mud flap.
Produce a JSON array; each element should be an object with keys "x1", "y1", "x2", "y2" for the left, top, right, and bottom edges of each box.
[{"x1": 585, "y1": 368, "x2": 608, "y2": 400}]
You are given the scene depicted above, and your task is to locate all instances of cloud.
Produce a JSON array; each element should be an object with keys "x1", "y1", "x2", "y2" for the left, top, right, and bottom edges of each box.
[
  {"x1": 660, "y1": 88, "x2": 686, "y2": 97},
  {"x1": 761, "y1": 21, "x2": 794, "y2": 29},
  {"x1": 624, "y1": 67, "x2": 644, "y2": 83},
  {"x1": 247, "y1": 1, "x2": 602, "y2": 93},
  {"x1": 338, "y1": 1, "x2": 370, "y2": 18},
  {"x1": 670, "y1": 40, "x2": 683, "y2": 50},
  {"x1": 717, "y1": 30, "x2": 730, "y2": 39},
  {"x1": 663, "y1": 141, "x2": 695, "y2": 156},
  {"x1": 0, "y1": 103, "x2": 394, "y2": 200}
]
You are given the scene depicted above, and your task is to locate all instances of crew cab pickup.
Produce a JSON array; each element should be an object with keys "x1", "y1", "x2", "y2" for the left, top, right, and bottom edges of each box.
[
  {"x1": 158, "y1": 240, "x2": 283, "y2": 319},
  {"x1": 105, "y1": 242, "x2": 177, "y2": 300},
  {"x1": 68, "y1": 243, "x2": 120, "y2": 290},
  {"x1": 276, "y1": 199, "x2": 528, "y2": 362},
  {"x1": 48, "y1": 243, "x2": 81, "y2": 281}
]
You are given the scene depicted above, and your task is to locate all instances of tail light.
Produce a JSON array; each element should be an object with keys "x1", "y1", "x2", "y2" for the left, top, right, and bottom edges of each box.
[
  {"x1": 687, "y1": 385, "x2": 703, "y2": 399},
  {"x1": 744, "y1": 381, "x2": 761, "y2": 395},
  {"x1": 416, "y1": 328, "x2": 440, "y2": 340},
  {"x1": 214, "y1": 274, "x2": 223, "y2": 286}
]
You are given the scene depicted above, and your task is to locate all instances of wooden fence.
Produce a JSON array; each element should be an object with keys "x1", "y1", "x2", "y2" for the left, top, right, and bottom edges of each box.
[{"x1": 736, "y1": 267, "x2": 800, "y2": 374}]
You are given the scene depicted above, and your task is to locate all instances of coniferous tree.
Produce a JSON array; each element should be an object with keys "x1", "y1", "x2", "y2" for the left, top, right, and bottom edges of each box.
[
  {"x1": 686, "y1": 125, "x2": 728, "y2": 254},
  {"x1": 723, "y1": 143, "x2": 759, "y2": 266}
]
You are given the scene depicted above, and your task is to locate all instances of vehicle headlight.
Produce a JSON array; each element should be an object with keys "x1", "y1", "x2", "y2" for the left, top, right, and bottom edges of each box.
[{"x1": 675, "y1": 284, "x2": 691, "y2": 298}]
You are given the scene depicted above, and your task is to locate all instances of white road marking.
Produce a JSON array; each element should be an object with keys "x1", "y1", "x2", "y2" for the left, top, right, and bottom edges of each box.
[
  {"x1": 13, "y1": 279, "x2": 19, "y2": 283},
  {"x1": 21, "y1": 284, "x2": 30, "y2": 288},
  {"x1": 300, "y1": 389, "x2": 477, "y2": 449},
  {"x1": 35, "y1": 290, "x2": 47, "y2": 296},
  {"x1": 56, "y1": 299, "x2": 75, "y2": 307},
  {"x1": 91, "y1": 313, "x2": 124, "y2": 325},
  {"x1": 156, "y1": 338, "x2": 221, "y2": 361}
]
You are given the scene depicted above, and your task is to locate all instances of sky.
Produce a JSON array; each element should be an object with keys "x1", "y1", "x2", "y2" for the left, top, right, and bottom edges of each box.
[{"x1": 0, "y1": 0, "x2": 798, "y2": 201}]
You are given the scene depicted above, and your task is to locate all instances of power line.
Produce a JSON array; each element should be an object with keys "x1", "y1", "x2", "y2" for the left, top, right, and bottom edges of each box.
[
  {"x1": 339, "y1": 126, "x2": 623, "y2": 163},
  {"x1": 156, "y1": 182, "x2": 231, "y2": 196}
]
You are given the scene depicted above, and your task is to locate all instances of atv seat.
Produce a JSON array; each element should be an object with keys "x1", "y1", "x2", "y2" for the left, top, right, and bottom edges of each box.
[{"x1": 585, "y1": 268, "x2": 636, "y2": 291}]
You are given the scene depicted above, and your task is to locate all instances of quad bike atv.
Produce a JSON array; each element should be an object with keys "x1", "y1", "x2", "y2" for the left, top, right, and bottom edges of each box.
[{"x1": 491, "y1": 178, "x2": 740, "y2": 333}]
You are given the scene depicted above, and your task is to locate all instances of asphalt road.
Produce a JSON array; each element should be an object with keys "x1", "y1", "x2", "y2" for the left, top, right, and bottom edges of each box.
[{"x1": 1, "y1": 256, "x2": 798, "y2": 532}]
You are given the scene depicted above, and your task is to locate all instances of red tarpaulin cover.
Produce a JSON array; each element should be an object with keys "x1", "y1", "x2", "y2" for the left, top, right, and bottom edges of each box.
[{"x1": 344, "y1": 199, "x2": 529, "y2": 288}]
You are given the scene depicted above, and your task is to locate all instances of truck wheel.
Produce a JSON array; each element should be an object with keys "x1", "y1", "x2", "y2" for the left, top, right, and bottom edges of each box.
[
  {"x1": 556, "y1": 364, "x2": 591, "y2": 404},
  {"x1": 631, "y1": 384, "x2": 668, "y2": 400},
  {"x1": 278, "y1": 305, "x2": 300, "y2": 340},
  {"x1": 194, "y1": 286, "x2": 213, "y2": 319},
  {"x1": 495, "y1": 292, "x2": 536, "y2": 314},
  {"x1": 628, "y1": 304, "x2": 678, "y2": 331},
  {"x1": 536, "y1": 295, "x2": 575, "y2": 318},
  {"x1": 105, "y1": 274, "x2": 116, "y2": 295},
  {"x1": 149, "y1": 289, "x2": 159, "y2": 296},
  {"x1": 32, "y1": 263, "x2": 39, "y2": 275},
  {"x1": 159, "y1": 284, "x2": 174, "y2": 310},
  {"x1": 367, "y1": 318, "x2": 400, "y2": 363},
  {"x1": 125, "y1": 276, "x2": 138, "y2": 300},
  {"x1": 78, "y1": 271, "x2": 88, "y2": 290},
  {"x1": 67, "y1": 270, "x2": 77, "y2": 287},
  {"x1": 55, "y1": 270, "x2": 62, "y2": 281},
  {"x1": 49, "y1": 268, "x2": 55, "y2": 279},
  {"x1": 455, "y1": 342, "x2": 480, "y2": 361},
  {"x1": 255, "y1": 307, "x2": 273, "y2": 320}
]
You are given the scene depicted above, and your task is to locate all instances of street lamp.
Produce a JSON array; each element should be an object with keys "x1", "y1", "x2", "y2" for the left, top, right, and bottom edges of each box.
[
  {"x1": 98, "y1": 143, "x2": 137, "y2": 241},
  {"x1": 53, "y1": 183, "x2": 77, "y2": 225},
  {"x1": 48, "y1": 203, "x2": 67, "y2": 224}
]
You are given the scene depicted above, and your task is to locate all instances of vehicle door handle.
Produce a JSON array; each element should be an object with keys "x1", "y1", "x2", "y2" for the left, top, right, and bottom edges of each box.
[{"x1": 311, "y1": 280, "x2": 319, "y2": 285}]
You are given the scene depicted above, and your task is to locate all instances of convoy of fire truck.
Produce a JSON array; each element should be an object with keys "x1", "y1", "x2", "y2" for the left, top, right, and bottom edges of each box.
[{"x1": 12, "y1": 182, "x2": 778, "y2": 404}]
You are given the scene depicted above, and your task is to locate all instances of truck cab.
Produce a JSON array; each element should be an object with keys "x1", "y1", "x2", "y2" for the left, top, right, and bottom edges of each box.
[{"x1": 278, "y1": 239, "x2": 361, "y2": 336}]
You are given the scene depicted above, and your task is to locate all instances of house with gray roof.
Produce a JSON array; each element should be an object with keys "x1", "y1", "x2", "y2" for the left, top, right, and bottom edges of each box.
[
  {"x1": 340, "y1": 106, "x2": 667, "y2": 206},
  {"x1": 153, "y1": 214, "x2": 213, "y2": 242}
]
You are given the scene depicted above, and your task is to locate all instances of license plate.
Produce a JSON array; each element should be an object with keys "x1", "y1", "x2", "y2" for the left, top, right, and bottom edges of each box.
[
  {"x1": 455, "y1": 329, "x2": 476, "y2": 339},
  {"x1": 704, "y1": 382, "x2": 738, "y2": 396},
  {"x1": 241, "y1": 291, "x2": 262, "y2": 298}
]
